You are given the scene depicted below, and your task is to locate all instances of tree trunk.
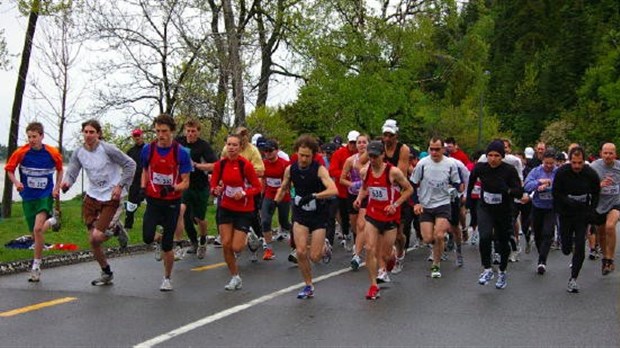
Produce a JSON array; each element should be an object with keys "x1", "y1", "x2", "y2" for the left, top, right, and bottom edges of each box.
[
  {"x1": 2, "y1": 1, "x2": 40, "y2": 218},
  {"x1": 208, "y1": 0, "x2": 228, "y2": 140},
  {"x1": 222, "y1": 0, "x2": 245, "y2": 127}
]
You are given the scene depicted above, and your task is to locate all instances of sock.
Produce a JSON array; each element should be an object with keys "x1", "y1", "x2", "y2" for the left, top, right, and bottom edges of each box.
[
  {"x1": 200, "y1": 235, "x2": 207, "y2": 245},
  {"x1": 102, "y1": 265, "x2": 112, "y2": 275},
  {"x1": 32, "y1": 259, "x2": 41, "y2": 270}
]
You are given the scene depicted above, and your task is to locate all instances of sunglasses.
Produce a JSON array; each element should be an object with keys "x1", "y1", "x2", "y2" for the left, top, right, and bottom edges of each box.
[
  {"x1": 382, "y1": 133, "x2": 395, "y2": 138},
  {"x1": 429, "y1": 147, "x2": 443, "y2": 152},
  {"x1": 263, "y1": 148, "x2": 276, "y2": 152}
]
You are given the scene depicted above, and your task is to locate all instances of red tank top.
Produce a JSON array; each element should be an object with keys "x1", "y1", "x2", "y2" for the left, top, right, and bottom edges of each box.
[
  {"x1": 146, "y1": 144, "x2": 182, "y2": 200},
  {"x1": 365, "y1": 163, "x2": 401, "y2": 222}
]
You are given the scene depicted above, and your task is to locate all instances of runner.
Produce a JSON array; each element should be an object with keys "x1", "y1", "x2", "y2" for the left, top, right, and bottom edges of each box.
[
  {"x1": 552, "y1": 146, "x2": 600, "y2": 292},
  {"x1": 590, "y1": 143, "x2": 620, "y2": 275},
  {"x1": 61, "y1": 119, "x2": 136, "y2": 287},
  {"x1": 274, "y1": 135, "x2": 337, "y2": 299},
  {"x1": 176, "y1": 120, "x2": 217, "y2": 259},
  {"x1": 124, "y1": 128, "x2": 145, "y2": 230},
  {"x1": 260, "y1": 139, "x2": 291, "y2": 260},
  {"x1": 467, "y1": 140, "x2": 523, "y2": 289},
  {"x1": 5, "y1": 122, "x2": 63, "y2": 282},
  {"x1": 211, "y1": 134, "x2": 262, "y2": 290},
  {"x1": 354, "y1": 141, "x2": 412, "y2": 300},
  {"x1": 524, "y1": 149, "x2": 558, "y2": 274},
  {"x1": 411, "y1": 137, "x2": 461, "y2": 278}
]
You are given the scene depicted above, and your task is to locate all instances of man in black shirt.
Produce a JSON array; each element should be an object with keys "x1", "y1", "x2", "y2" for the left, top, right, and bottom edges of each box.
[
  {"x1": 176, "y1": 120, "x2": 218, "y2": 258},
  {"x1": 124, "y1": 129, "x2": 145, "y2": 229}
]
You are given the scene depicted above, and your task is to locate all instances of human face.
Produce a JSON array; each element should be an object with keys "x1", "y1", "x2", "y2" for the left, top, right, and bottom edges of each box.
[
  {"x1": 503, "y1": 141, "x2": 512, "y2": 154},
  {"x1": 184, "y1": 126, "x2": 199, "y2": 143},
  {"x1": 570, "y1": 153, "x2": 584, "y2": 173},
  {"x1": 382, "y1": 132, "x2": 396, "y2": 146},
  {"x1": 601, "y1": 143, "x2": 617, "y2": 166},
  {"x1": 428, "y1": 140, "x2": 444, "y2": 162},
  {"x1": 82, "y1": 125, "x2": 100, "y2": 148},
  {"x1": 536, "y1": 143, "x2": 546, "y2": 157},
  {"x1": 445, "y1": 143, "x2": 455, "y2": 154},
  {"x1": 263, "y1": 147, "x2": 278, "y2": 161},
  {"x1": 26, "y1": 130, "x2": 43, "y2": 150},
  {"x1": 542, "y1": 157, "x2": 556, "y2": 172},
  {"x1": 297, "y1": 146, "x2": 313, "y2": 168},
  {"x1": 487, "y1": 151, "x2": 502, "y2": 167},
  {"x1": 155, "y1": 123, "x2": 173, "y2": 146},
  {"x1": 369, "y1": 152, "x2": 383, "y2": 167},
  {"x1": 226, "y1": 136, "x2": 241, "y2": 157},
  {"x1": 132, "y1": 133, "x2": 144, "y2": 145},
  {"x1": 356, "y1": 136, "x2": 368, "y2": 153}
]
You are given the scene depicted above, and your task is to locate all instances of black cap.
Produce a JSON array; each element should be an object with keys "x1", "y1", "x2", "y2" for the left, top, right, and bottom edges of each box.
[
  {"x1": 263, "y1": 139, "x2": 278, "y2": 151},
  {"x1": 367, "y1": 141, "x2": 384, "y2": 156},
  {"x1": 256, "y1": 136, "x2": 267, "y2": 149},
  {"x1": 486, "y1": 140, "x2": 505, "y2": 158},
  {"x1": 322, "y1": 142, "x2": 337, "y2": 153}
]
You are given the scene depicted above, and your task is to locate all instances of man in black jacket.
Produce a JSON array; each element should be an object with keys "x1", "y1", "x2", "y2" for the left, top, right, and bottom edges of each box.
[{"x1": 124, "y1": 129, "x2": 145, "y2": 229}]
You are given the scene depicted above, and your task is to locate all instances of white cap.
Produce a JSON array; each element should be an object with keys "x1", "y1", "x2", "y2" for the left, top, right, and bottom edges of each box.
[
  {"x1": 524, "y1": 146, "x2": 535, "y2": 159},
  {"x1": 347, "y1": 130, "x2": 360, "y2": 142},
  {"x1": 251, "y1": 133, "x2": 262, "y2": 146},
  {"x1": 382, "y1": 119, "x2": 398, "y2": 134}
]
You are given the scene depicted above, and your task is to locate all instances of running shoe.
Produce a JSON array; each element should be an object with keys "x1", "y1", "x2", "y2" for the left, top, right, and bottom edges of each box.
[
  {"x1": 28, "y1": 268, "x2": 41, "y2": 283},
  {"x1": 197, "y1": 242, "x2": 207, "y2": 259},
  {"x1": 430, "y1": 265, "x2": 441, "y2": 279},
  {"x1": 154, "y1": 243, "x2": 162, "y2": 261},
  {"x1": 213, "y1": 235, "x2": 222, "y2": 248},
  {"x1": 455, "y1": 252, "x2": 464, "y2": 267},
  {"x1": 350, "y1": 254, "x2": 361, "y2": 271},
  {"x1": 186, "y1": 243, "x2": 198, "y2": 254},
  {"x1": 567, "y1": 278, "x2": 579, "y2": 293},
  {"x1": 159, "y1": 277, "x2": 173, "y2": 292},
  {"x1": 263, "y1": 248, "x2": 275, "y2": 261},
  {"x1": 509, "y1": 250, "x2": 519, "y2": 262},
  {"x1": 288, "y1": 249, "x2": 298, "y2": 264},
  {"x1": 365, "y1": 285, "x2": 380, "y2": 300},
  {"x1": 114, "y1": 223, "x2": 129, "y2": 249},
  {"x1": 247, "y1": 230, "x2": 261, "y2": 252},
  {"x1": 392, "y1": 255, "x2": 404, "y2": 274},
  {"x1": 602, "y1": 259, "x2": 611, "y2": 275},
  {"x1": 469, "y1": 229, "x2": 479, "y2": 245},
  {"x1": 377, "y1": 269, "x2": 391, "y2": 283},
  {"x1": 495, "y1": 271, "x2": 507, "y2": 289},
  {"x1": 173, "y1": 245, "x2": 185, "y2": 261},
  {"x1": 297, "y1": 285, "x2": 314, "y2": 299},
  {"x1": 537, "y1": 263, "x2": 546, "y2": 275},
  {"x1": 224, "y1": 275, "x2": 242, "y2": 291},
  {"x1": 478, "y1": 269, "x2": 494, "y2": 285},
  {"x1": 441, "y1": 252, "x2": 448, "y2": 261},
  {"x1": 427, "y1": 250, "x2": 434, "y2": 262},
  {"x1": 492, "y1": 253, "x2": 501, "y2": 265},
  {"x1": 322, "y1": 239, "x2": 332, "y2": 264},
  {"x1": 588, "y1": 248, "x2": 598, "y2": 260},
  {"x1": 91, "y1": 271, "x2": 114, "y2": 286},
  {"x1": 410, "y1": 236, "x2": 420, "y2": 250},
  {"x1": 47, "y1": 212, "x2": 61, "y2": 232}
]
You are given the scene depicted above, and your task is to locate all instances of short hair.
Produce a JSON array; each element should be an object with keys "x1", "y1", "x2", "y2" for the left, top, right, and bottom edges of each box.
[
  {"x1": 568, "y1": 146, "x2": 585, "y2": 160},
  {"x1": 543, "y1": 149, "x2": 556, "y2": 159},
  {"x1": 82, "y1": 119, "x2": 102, "y2": 133},
  {"x1": 153, "y1": 114, "x2": 176, "y2": 132},
  {"x1": 294, "y1": 134, "x2": 319, "y2": 155},
  {"x1": 429, "y1": 136, "x2": 444, "y2": 146},
  {"x1": 445, "y1": 137, "x2": 456, "y2": 145},
  {"x1": 502, "y1": 138, "x2": 512, "y2": 147},
  {"x1": 26, "y1": 122, "x2": 44, "y2": 135},
  {"x1": 184, "y1": 119, "x2": 201, "y2": 131},
  {"x1": 226, "y1": 134, "x2": 242, "y2": 144}
]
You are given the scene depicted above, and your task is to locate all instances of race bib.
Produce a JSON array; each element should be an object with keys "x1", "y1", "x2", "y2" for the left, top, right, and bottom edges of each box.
[
  {"x1": 483, "y1": 191, "x2": 502, "y2": 205},
  {"x1": 266, "y1": 177, "x2": 282, "y2": 188},
  {"x1": 538, "y1": 191, "x2": 553, "y2": 201},
  {"x1": 152, "y1": 172, "x2": 174, "y2": 186},
  {"x1": 225, "y1": 186, "x2": 244, "y2": 198},
  {"x1": 568, "y1": 194, "x2": 588, "y2": 203},
  {"x1": 428, "y1": 179, "x2": 445, "y2": 189},
  {"x1": 601, "y1": 184, "x2": 619, "y2": 196},
  {"x1": 294, "y1": 195, "x2": 317, "y2": 211},
  {"x1": 27, "y1": 176, "x2": 48, "y2": 189},
  {"x1": 368, "y1": 187, "x2": 388, "y2": 202},
  {"x1": 471, "y1": 183, "x2": 481, "y2": 199}
]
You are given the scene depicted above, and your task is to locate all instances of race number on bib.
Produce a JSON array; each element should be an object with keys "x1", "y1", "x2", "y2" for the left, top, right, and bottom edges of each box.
[
  {"x1": 368, "y1": 187, "x2": 389, "y2": 202},
  {"x1": 294, "y1": 195, "x2": 317, "y2": 211},
  {"x1": 538, "y1": 191, "x2": 553, "y2": 201},
  {"x1": 601, "y1": 184, "x2": 619, "y2": 196},
  {"x1": 483, "y1": 191, "x2": 503, "y2": 205},
  {"x1": 266, "y1": 177, "x2": 282, "y2": 188},
  {"x1": 225, "y1": 186, "x2": 244, "y2": 198},
  {"x1": 568, "y1": 194, "x2": 588, "y2": 203},
  {"x1": 27, "y1": 176, "x2": 48, "y2": 189},
  {"x1": 152, "y1": 172, "x2": 174, "y2": 186}
]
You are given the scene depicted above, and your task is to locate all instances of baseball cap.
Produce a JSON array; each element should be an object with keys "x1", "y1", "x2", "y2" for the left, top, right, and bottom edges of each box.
[
  {"x1": 524, "y1": 147, "x2": 535, "y2": 159},
  {"x1": 381, "y1": 119, "x2": 398, "y2": 134},
  {"x1": 256, "y1": 136, "x2": 267, "y2": 149},
  {"x1": 347, "y1": 130, "x2": 360, "y2": 142},
  {"x1": 322, "y1": 142, "x2": 337, "y2": 153},
  {"x1": 251, "y1": 133, "x2": 262, "y2": 146},
  {"x1": 263, "y1": 139, "x2": 278, "y2": 151},
  {"x1": 367, "y1": 141, "x2": 384, "y2": 156},
  {"x1": 332, "y1": 135, "x2": 343, "y2": 147},
  {"x1": 131, "y1": 129, "x2": 143, "y2": 136}
]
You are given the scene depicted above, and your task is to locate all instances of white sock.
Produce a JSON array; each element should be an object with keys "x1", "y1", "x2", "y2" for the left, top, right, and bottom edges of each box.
[{"x1": 32, "y1": 259, "x2": 42, "y2": 270}]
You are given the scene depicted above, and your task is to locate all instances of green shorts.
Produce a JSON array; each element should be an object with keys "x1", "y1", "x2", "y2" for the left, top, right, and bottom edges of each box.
[
  {"x1": 182, "y1": 187, "x2": 209, "y2": 220},
  {"x1": 22, "y1": 196, "x2": 53, "y2": 232}
]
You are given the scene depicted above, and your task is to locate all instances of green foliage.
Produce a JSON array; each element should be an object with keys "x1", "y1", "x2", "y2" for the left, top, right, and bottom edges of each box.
[
  {"x1": 539, "y1": 119, "x2": 575, "y2": 153},
  {"x1": 246, "y1": 106, "x2": 297, "y2": 153}
]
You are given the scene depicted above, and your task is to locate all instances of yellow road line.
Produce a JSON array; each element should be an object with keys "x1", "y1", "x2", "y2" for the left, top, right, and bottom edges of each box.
[
  {"x1": 191, "y1": 262, "x2": 227, "y2": 272},
  {"x1": 0, "y1": 297, "x2": 77, "y2": 317}
]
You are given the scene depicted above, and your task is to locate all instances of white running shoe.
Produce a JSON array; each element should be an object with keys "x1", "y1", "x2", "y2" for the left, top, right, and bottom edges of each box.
[
  {"x1": 377, "y1": 269, "x2": 391, "y2": 283},
  {"x1": 224, "y1": 275, "x2": 242, "y2": 291},
  {"x1": 160, "y1": 277, "x2": 173, "y2": 291}
]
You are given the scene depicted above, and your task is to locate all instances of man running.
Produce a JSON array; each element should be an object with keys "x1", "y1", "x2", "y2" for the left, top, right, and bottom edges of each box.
[
  {"x1": 5, "y1": 122, "x2": 63, "y2": 282},
  {"x1": 590, "y1": 143, "x2": 620, "y2": 275},
  {"x1": 275, "y1": 135, "x2": 337, "y2": 299},
  {"x1": 124, "y1": 128, "x2": 145, "y2": 230},
  {"x1": 62, "y1": 119, "x2": 136, "y2": 286},
  {"x1": 354, "y1": 141, "x2": 412, "y2": 300}
]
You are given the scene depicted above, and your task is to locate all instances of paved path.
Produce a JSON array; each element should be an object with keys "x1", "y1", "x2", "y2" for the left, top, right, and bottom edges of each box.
[{"x1": 1, "y1": 234, "x2": 619, "y2": 347}]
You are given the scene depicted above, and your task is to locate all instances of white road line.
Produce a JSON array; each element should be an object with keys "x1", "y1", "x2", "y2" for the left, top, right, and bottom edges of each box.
[{"x1": 134, "y1": 266, "x2": 355, "y2": 348}]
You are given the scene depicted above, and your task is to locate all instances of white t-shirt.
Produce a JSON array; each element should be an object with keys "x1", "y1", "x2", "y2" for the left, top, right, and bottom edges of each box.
[{"x1": 410, "y1": 156, "x2": 461, "y2": 208}]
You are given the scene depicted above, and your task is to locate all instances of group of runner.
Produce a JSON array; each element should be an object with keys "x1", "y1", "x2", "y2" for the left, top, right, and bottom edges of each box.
[{"x1": 5, "y1": 116, "x2": 620, "y2": 299}]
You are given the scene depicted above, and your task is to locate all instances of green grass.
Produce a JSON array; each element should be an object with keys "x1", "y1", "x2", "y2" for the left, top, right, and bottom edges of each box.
[{"x1": 0, "y1": 196, "x2": 219, "y2": 264}]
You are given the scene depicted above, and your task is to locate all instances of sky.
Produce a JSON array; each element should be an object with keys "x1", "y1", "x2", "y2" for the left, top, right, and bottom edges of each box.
[{"x1": 0, "y1": 2, "x2": 300, "y2": 149}]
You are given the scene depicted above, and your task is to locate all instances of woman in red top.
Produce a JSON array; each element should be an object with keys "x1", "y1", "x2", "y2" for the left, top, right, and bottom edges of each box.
[{"x1": 211, "y1": 134, "x2": 262, "y2": 291}]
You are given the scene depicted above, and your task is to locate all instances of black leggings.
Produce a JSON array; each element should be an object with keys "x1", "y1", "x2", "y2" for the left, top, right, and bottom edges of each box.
[
  {"x1": 337, "y1": 197, "x2": 351, "y2": 237},
  {"x1": 532, "y1": 207, "x2": 556, "y2": 264},
  {"x1": 325, "y1": 198, "x2": 339, "y2": 246},
  {"x1": 559, "y1": 214, "x2": 588, "y2": 279},
  {"x1": 143, "y1": 198, "x2": 180, "y2": 252},
  {"x1": 400, "y1": 201, "x2": 414, "y2": 248},
  {"x1": 478, "y1": 204, "x2": 512, "y2": 271}
]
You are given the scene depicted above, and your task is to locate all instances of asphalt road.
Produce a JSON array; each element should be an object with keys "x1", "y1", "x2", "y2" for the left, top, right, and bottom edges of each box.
[{"x1": 1, "y1": 232, "x2": 619, "y2": 347}]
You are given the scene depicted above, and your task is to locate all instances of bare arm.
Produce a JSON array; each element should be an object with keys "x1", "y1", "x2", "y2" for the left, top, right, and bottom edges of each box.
[
  {"x1": 274, "y1": 166, "x2": 292, "y2": 203},
  {"x1": 316, "y1": 165, "x2": 338, "y2": 199}
]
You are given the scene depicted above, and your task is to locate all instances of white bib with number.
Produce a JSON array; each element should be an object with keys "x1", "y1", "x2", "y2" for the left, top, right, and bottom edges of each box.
[
  {"x1": 225, "y1": 186, "x2": 244, "y2": 198},
  {"x1": 568, "y1": 194, "x2": 588, "y2": 203},
  {"x1": 266, "y1": 177, "x2": 282, "y2": 188},
  {"x1": 152, "y1": 172, "x2": 174, "y2": 186},
  {"x1": 538, "y1": 191, "x2": 553, "y2": 201},
  {"x1": 483, "y1": 191, "x2": 503, "y2": 205},
  {"x1": 368, "y1": 187, "x2": 389, "y2": 202},
  {"x1": 294, "y1": 195, "x2": 317, "y2": 211},
  {"x1": 27, "y1": 176, "x2": 48, "y2": 189},
  {"x1": 601, "y1": 184, "x2": 619, "y2": 196}
]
